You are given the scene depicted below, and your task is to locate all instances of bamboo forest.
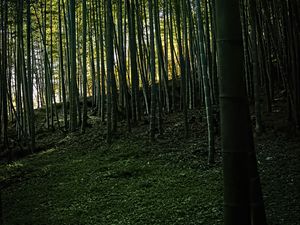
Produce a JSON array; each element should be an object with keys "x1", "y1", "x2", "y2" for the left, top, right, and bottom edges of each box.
[{"x1": 0, "y1": 0, "x2": 299, "y2": 224}]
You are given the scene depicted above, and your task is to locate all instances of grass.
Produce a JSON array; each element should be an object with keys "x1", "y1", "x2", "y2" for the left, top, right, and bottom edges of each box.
[
  {"x1": 1, "y1": 109, "x2": 299, "y2": 225},
  {"x1": 1, "y1": 132, "x2": 223, "y2": 225}
]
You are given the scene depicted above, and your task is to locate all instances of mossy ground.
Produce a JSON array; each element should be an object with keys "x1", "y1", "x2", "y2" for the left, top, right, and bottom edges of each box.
[{"x1": 0, "y1": 107, "x2": 299, "y2": 225}]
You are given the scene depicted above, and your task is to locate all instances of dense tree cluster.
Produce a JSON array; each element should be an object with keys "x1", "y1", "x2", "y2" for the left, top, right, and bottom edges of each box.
[
  {"x1": 0, "y1": 0, "x2": 299, "y2": 224},
  {"x1": 0, "y1": 0, "x2": 299, "y2": 146}
]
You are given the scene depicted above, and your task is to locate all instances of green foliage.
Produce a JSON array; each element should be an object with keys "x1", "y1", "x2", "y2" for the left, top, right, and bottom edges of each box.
[{"x1": 0, "y1": 113, "x2": 223, "y2": 225}]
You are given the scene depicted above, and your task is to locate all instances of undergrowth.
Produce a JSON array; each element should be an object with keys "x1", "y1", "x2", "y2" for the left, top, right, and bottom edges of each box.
[{"x1": 0, "y1": 109, "x2": 299, "y2": 225}]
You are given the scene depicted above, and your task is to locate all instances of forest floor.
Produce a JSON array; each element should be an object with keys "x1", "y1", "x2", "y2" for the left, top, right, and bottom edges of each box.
[{"x1": 0, "y1": 102, "x2": 299, "y2": 225}]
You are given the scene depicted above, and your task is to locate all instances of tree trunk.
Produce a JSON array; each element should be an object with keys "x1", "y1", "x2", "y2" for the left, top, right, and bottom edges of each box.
[
  {"x1": 106, "y1": 0, "x2": 114, "y2": 143},
  {"x1": 69, "y1": 0, "x2": 78, "y2": 131},
  {"x1": 215, "y1": 0, "x2": 267, "y2": 224},
  {"x1": 196, "y1": 0, "x2": 215, "y2": 164},
  {"x1": 58, "y1": 0, "x2": 68, "y2": 129},
  {"x1": 81, "y1": 0, "x2": 88, "y2": 131},
  {"x1": 149, "y1": 0, "x2": 157, "y2": 141},
  {"x1": 174, "y1": 0, "x2": 189, "y2": 138}
]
